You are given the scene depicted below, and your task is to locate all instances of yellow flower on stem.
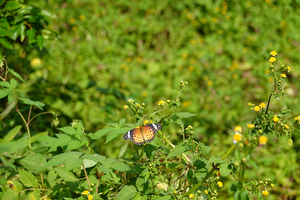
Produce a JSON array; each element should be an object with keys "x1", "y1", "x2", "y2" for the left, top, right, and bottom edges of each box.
[
  {"x1": 123, "y1": 105, "x2": 128, "y2": 110},
  {"x1": 270, "y1": 51, "x2": 277, "y2": 56},
  {"x1": 254, "y1": 106, "x2": 260, "y2": 112},
  {"x1": 259, "y1": 135, "x2": 267, "y2": 145},
  {"x1": 217, "y1": 181, "x2": 223, "y2": 187},
  {"x1": 247, "y1": 124, "x2": 255, "y2": 129},
  {"x1": 82, "y1": 190, "x2": 89, "y2": 195},
  {"x1": 189, "y1": 194, "x2": 194, "y2": 199},
  {"x1": 259, "y1": 103, "x2": 266, "y2": 108},
  {"x1": 88, "y1": 194, "x2": 93, "y2": 200},
  {"x1": 204, "y1": 190, "x2": 208, "y2": 194},
  {"x1": 262, "y1": 190, "x2": 269, "y2": 196},
  {"x1": 233, "y1": 133, "x2": 242, "y2": 144},
  {"x1": 281, "y1": 74, "x2": 287, "y2": 78},
  {"x1": 269, "y1": 57, "x2": 276, "y2": 62},
  {"x1": 273, "y1": 115, "x2": 279, "y2": 122},
  {"x1": 158, "y1": 100, "x2": 165, "y2": 106},
  {"x1": 287, "y1": 66, "x2": 291, "y2": 72},
  {"x1": 234, "y1": 126, "x2": 242, "y2": 133}
]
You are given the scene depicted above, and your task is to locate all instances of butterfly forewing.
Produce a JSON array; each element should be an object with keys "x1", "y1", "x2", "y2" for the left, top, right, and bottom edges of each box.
[{"x1": 123, "y1": 123, "x2": 162, "y2": 145}]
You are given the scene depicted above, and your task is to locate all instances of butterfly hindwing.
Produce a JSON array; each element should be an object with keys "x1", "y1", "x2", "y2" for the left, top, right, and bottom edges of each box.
[{"x1": 123, "y1": 123, "x2": 162, "y2": 145}]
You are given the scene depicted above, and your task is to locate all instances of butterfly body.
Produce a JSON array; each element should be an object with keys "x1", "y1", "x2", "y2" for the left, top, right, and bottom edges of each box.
[{"x1": 124, "y1": 123, "x2": 162, "y2": 145}]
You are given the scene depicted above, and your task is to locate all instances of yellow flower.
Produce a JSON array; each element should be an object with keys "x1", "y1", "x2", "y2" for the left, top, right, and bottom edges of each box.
[
  {"x1": 259, "y1": 135, "x2": 267, "y2": 145},
  {"x1": 88, "y1": 194, "x2": 93, "y2": 200},
  {"x1": 217, "y1": 181, "x2": 223, "y2": 187},
  {"x1": 284, "y1": 124, "x2": 289, "y2": 129},
  {"x1": 247, "y1": 124, "x2": 255, "y2": 129},
  {"x1": 70, "y1": 18, "x2": 76, "y2": 24},
  {"x1": 269, "y1": 57, "x2": 276, "y2": 62},
  {"x1": 204, "y1": 189, "x2": 208, "y2": 194},
  {"x1": 233, "y1": 133, "x2": 242, "y2": 143},
  {"x1": 143, "y1": 120, "x2": 148, "y2": 125},
  {"x1": 234, "y1": 126, "x2": 242, "y2": 133},
  {"x1": 128, "y1": 99, "x2": 134, "y2": 103},
  {"x1": 123, "y1": 105, "x2": 128, "y2": 110},
  {"x1": 30, "y1": 58, "x2": 42, "y2": 67},
  {"x1": 273, "y1": 115, "x2": 279, "y2": 122},
  {"x1": 259, "y1": 103, "x2": 266, "y2": 108},
  {"x1": 158, "y1": 100, "x2": 165, "y2": 106},
  {"x1": 262, "y1": 190, "x2": 269, "y2": 196},
  {"x1": 287, "y1": 66, "x2": 291, "y2": 72},
  {"x1": 254, "y1": 106, "x2": 260, "y2": 112},
  {"x1": 189, "y1": 194, "x2": 194, "y2": 199},
  {"x1": 126, "y1": 57, "x2": 132, "y2": 62},
  {"x1": 248, "y1": 102, "x2": 252, "y2": 106},
  {"x1": 207, "y1": 80, "x2": 213, "y2": 86},
  {"x1": 281, "y1": 73, "x2": 287, "y2": 78},
  {"x1": 137, "y1": 57, "x2": 143, "y2": 63},
  {"x1": 79, "y1": 14, "x2": 85, "y2": 20},
  {"x1": 271, "y1": 183, "x2": 275, "y2": 187},
  {"x1": 270, "y1": 51, "x2": 277, "y2": 56},
  {"x1": 82, "y1": 190, "x2": 89, "y2": 195}
]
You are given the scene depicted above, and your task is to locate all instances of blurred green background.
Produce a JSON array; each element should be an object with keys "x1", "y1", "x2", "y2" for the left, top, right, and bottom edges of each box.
[{"x1": 1, "y1": 0, "x2": 300, "y2": 198}]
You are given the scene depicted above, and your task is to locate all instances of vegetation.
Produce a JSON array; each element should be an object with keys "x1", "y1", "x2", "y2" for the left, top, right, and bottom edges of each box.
[{"x1": 1, "y1": 0, "x2": 300, "y2": 199}]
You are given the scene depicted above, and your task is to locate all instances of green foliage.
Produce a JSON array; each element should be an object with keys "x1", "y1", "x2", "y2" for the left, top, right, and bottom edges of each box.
[{"x1": 1, "y1": 0, "x2": 300, "y2": 199}]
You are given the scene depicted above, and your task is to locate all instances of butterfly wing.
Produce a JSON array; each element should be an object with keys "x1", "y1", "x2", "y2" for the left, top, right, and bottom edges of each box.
[
  {"x1": 142, "y1": 123, "x2": 162, "y2": 143},
  {"x1": 124, "y1": 123, "x2": 162, "y2": 145},
  {"x1": 124, "y1": 128, "x2": 145, "y2": 145}
]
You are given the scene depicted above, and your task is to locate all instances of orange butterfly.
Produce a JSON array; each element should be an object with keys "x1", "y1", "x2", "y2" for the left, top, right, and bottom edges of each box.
[{"x1": 124, "y1": 123, "x2": 162, "y2": 145}]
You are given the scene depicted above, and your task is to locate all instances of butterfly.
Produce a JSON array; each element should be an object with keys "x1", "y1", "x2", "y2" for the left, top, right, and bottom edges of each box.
[{"x1": 123, "y1": 123, "x2": 162, "y2": 145}]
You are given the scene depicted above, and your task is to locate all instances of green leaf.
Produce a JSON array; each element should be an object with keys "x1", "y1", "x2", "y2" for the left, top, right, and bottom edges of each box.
[
  {"x1": 0, "y1": 141, "x2": 27, "y2": 153},
  {"x1": 0, "y1": 81, "x2": 11, "y2": 88},
  {"x1": 9, "y1": 25, "x2": 21, "y2": 40},
  {"x1": 144, "y1": 144, "x2": 157, "y2": 159},
  {"x1": 174, "y1": 112, "x2": 196, "y2": 118},
  {"x1": 82, "y1": 158, "x2": 97, "y2": 169},
  {"x1": 105, "y1": 127, "x2": 132, "y2": 144},
  {"x1": 0, "y1": 177, "x2": 6, "y2": 185},
  {"x1": 65, "y1": 157, "x2": 83, "y2": 170},
  {"x1": 43, "y1": 152, "x2": 82, "y2": 168},
  {"x1": 0, "y1": 88, "x2": 10, "y2": 99},
  {"x1": 89, "y1": 127, "x2": 115, "y2": 139},
  {"x1": 27, "y1": 189, "x2": 40, "y2": 200},
  {"x1": 110, "y1": 161, "x2": 144, "y2": 173},
  {"x1": 118, "y1": 143, "x2": 128, "y2": 158},
  {"x1": 26, "y1": 28, "x2": 36, "y2": 44},
  {"x1": 47, "y1": 170, "x2": 57, "y2": 188},
  {"x1": 20, "y1": 154, "x2": 47, "y2": 173},
  {"x1": 116, "y1": 185, "x2": 137, "y2": 200},
  {"x1": 18, "y1": 97, "x2": 45, "y2": 110},
  {"x1": 166, "y1": 142, "x2": 188, "y2": 160},
  {"x1": 66, "y1": 139, "x2": 81, "y2": 150},
  {"x1": 200, "y1": 143, "x2": 211, "y2": 155},
  {"x1": 20, "y1": 23, "x2": 26, "y2": 42},
  {"x1": 0, "y1": 38, "x2": 13, "y2": 49},
  {"x1": 37, "y1": 35, "x2": 43, "y2": 50},
  {"x1": 4, "y1": 1, "x2": 22, "y2": 10},
  {"x1": 208, "y1": 156, "x2": 225, "y2": 164},
  {"x1": 82, "y1": 154, "x2": 106, "y2": 164},
  {"x1": 10, "y1": 78, "x2": 18, "y2": 89},
  {"x1": 220, "y1": 162, "x2": 230, "y2": 177},
  {"x1": 155, "y1": 196, "x2": 173, "y2": 200},
  {"x1": 55, "y1": 167, "x2": 77, "y2": 182},
  {"x1": 19, "y1": 169, "x2": 38, "y2": 188},
  {"x1": 1, "y1": 190, "x2": 19, "y2": 200},
  {"x1": 58, "y1": 126, "x2": 78, "y2": 135},
  {"x1": 8, "y1": 68, "x2": 25, "y2": 82},
  {"x1": 2, "y1": 125, "x2": 22, "y2": 143}
]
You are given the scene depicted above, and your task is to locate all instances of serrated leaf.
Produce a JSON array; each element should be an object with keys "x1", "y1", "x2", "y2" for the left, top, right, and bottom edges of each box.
[
  {"x1": 27, "y1": 189, "x2": 40, "y2": 200},
  {"x1": 10, "y1": 78, "x2": 18, "y2": 89},
  {"x1": 4, "y1": 1, "x2": 22, "y2": 10},
  {"x1": 82, "y1": 159, "x2": 97, "y2": 169},
  {"x1": 89, "y1": 127, "x2": 115, "y2": 139},
  {"x1": 42, "y1": 152, "x2": 82, "y2": 168},
  {"x1": 19, "y1": 169, "x2": 38, "y2": 188},
  {"x1": 0, "y1": 38, "x2": 13, "y2": 49},
  {"x1": 144, "y1": 144, "x2": 157, "y2": 159},
  {"x1": 82, "y1": 154, "x2": 106, "y2": 164},
  {"x1": 20, "y1": 154, "x2": 47, "y2": 173},
  {"x1": 110, "y1": 161, "x2": 143, "y2": 173},
  {"x1": 0, "y1": 88, "x2": 10, "y2": 99},
  {"x1": 18, "y1": 97, "x2": 45, "y2": 110},
  {"x1": 208, "y1": 156, "x2": 225, "y2": 164},
  {"x1": 0, "y1": 81, "x2": 11, "y2": 88},
  {"x1": 220, "y1": 162, "x2": 230, "y2": 177},
  {"x1": 47, "y1": 170, "x2": 57, "y2": 188},
  {"x1": 58, "y1": 126, "x2": 78, "y2": 135},
  {"x1": 65, "y1": 157, "x2": 83, "y2": 170},
  {"x1": 116, "y1": 185, "x2": 136, "y2": 200},
  {"x1": 55, "y1": 167, "x2": 77, "y2": 182},
  {"x1": 1, "y1": 190, "x2": 19, "y2": 200},
  {"x1": 174, "y1": 112, "x2": 196, "y2": 118},
  {"x1": 8, "y1": 68, "x2": 25, "y2": 82},
  {"x1": 166, "y1": 142, "x2": 188, "y2": 160},
  {"x1": 105, "y1": 127, "x2": 132, "y2": 144},
  {"x1": 2, "y1": 125, "x2": 22, "y2": 143},
  {"x1": 66, "y1": 139, "x2": 81, "y2": 150}
]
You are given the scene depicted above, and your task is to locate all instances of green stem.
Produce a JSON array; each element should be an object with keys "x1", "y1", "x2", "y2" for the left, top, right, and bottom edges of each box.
[
  {"x1": 265, "y1": 93, "x2": 272, "y2": 115},
  {"x1": 182, "y1": 145, "x2": 236, "y2": 197},
  {"x1": 17, "y1": 109, "x2": 32, "y2": 151},
  {"x1": 28, "y1": 111, "x2": 51, "y2": 124}
]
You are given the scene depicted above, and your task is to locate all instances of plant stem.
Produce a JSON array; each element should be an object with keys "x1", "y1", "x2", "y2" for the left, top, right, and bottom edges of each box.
[
  {"x1": 182, "y1": 145, "x2": 236, "y2": 197},
  {"x1": 17, "y1": 109, "x2": 32, "y2": 151}
]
